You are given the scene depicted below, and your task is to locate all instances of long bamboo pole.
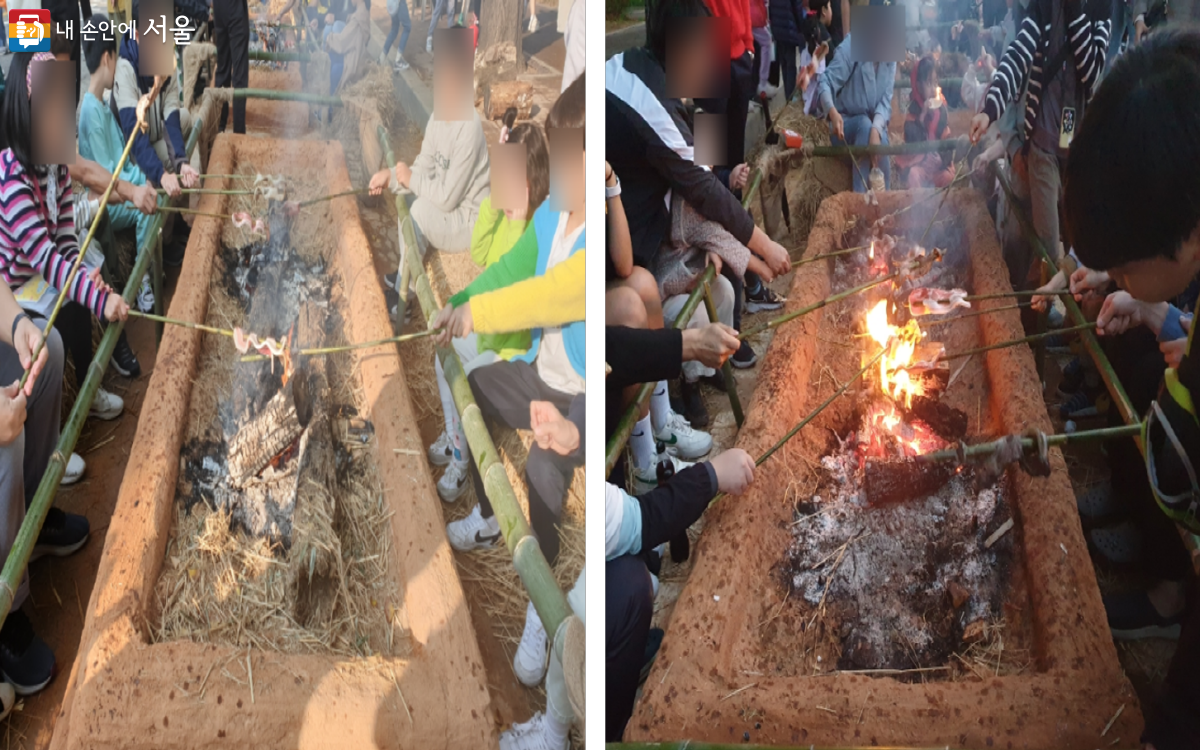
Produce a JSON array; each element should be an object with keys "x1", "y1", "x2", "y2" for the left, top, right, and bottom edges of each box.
[
  {"x1": 941, "y1": 322, "x2": 1097, "y2": 361},
  {"x1": 704, "y1": 280, "x2": 744, "y2": 427},
  {"x1": 294, "y1": 186, "x2": 369, "y2": 209},
  {"x1": 921, "y1": 301, "x2": 1028, "y2": 327},
  {"x1": 157, "y1": 187, "x2": 253, "y2": 196},
  {"x1": 230, "y1": 87, "x2": 343, "y2": 106},
  {"x1": 807, "y1": 138, "x2": 961, "y2": 159},
  {"x1": 792, "y1": 243, "x2": 870, "y2": 268},
  {"x1": 378, "y1": 125, "x2": 416, "y2": 307},
  {"x1": 377, "y1": 127, "x2": 573, "y2": 652},
  {"x1": 248, "y1": 50, "x2": 312, "y2": 62},
  {"x1": 913, "y1": 423, "x2": 1143, "y2": 465},
  {"x1": 127, "y1": 310, "x2": 233, "y2": 337},
  {"x1": 963, "y1": 289, "x2": 1071, "y2": 301},
  {"x1": 740, "y1": 272, "x2": 898, "y2": 340},
  {"x1": 157, "y1": 206, "x2": 232, "y2": 220},
  {"x1": 238, "y1": 328, "x2": 436, "y2": 361}
]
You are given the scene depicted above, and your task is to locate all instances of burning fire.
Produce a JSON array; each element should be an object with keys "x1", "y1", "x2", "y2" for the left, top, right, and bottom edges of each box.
[{"x1": 865, "y1": 300, "x2": 925, "y2": 409}]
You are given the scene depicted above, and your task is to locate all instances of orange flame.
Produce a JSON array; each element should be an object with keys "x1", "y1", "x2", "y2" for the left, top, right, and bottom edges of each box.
[{"x1": 866, "y1": 300, "x2": 926, "y2": 409}]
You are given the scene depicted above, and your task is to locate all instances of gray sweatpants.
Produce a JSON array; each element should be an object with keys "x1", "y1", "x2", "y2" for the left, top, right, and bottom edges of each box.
[
  {"x1": 1002, "y1": 144, "x2": 1065, "y2": 288},
  {"x1": 0, "y1": 321, "x2": 65, "y2": 613}
]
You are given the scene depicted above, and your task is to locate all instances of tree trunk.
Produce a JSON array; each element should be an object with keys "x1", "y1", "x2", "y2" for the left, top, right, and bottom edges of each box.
[{"x1": 479, "y1": 0, "x2": 523, "y2": 74}]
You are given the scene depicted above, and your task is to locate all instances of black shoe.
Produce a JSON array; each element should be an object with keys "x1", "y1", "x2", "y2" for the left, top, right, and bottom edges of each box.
[
  {"x1": 384, "y1": 288, "x2": 400, "y2": 319},
  {"x1": 31, "y1": 508, "x2": 89, "y2": 563},
  {"x1": 731, "y1": 340, "x2": 758, "y2": 369},
  {"x1": 669, "y1": 531, "x2": 690, "y2": 563},
  {"x1": 163, "y1": 238, "x2": 186, "y2": 268},
  {"x1": 0, "y1": 609, "x2": 55, "y2": 696},
  {"x1": 1104, "y1": 590, "x2": 1183, "y2": 640},
  {"x1": 679, "y1": 378, "x2": 709, "y2": 428},
  {"x1": 110, "y1": 331, "x2": 141, "y2": 379},
  {"x1": 745, "y1": 284, "x2": 786, "y2": 313},
  {"x1": 700, "y1": 367, "x2": 727, "y2": 392},
  {"x1": 384, "y1": 271, "x2": 400, "y2": 290}
]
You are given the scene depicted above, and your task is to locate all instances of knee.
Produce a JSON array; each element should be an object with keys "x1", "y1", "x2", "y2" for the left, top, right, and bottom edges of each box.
[
  {"x1": 610, "y1": 555, "x2": 654, "y2": 621},
  {"x1": 606, "y1": 286, "x2": 649, "y2": 328},
  {"x1": 625, "y1": 267, "x2": 662, "y2": 313}
]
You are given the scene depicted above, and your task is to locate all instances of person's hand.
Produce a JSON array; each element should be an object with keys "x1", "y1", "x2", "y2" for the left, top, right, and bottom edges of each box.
[
  {"x1": 681, "y1": 322, "x2": 740, "y2": 369},
  {"x1": 13, "y1": 317, "x2": 49, "y2": 397},
  {"x1": 868, "y1": 125, "x2": 881, "y2": 147},
  {"x1": 432, "y1": 303, "x2": 473, "y2": 345},
  {"x1": 308, "y1": 16, "x2": 319, "y2": 31},
  {"x1": 1031, "y1": 286, "x2": 1057, "y2": 313},
  {"x1": 951, "y1": 20, "x2": 963, "y2": 39},
  {"x1": 179, "y1": 164, "x2": 199, "y2": 189},
  {"x1": 759, "y1": 237, "x2": 791, "y2": 276},
  {"x1": 160, "y1": 172, "x2": 182, "y2": 199},
  {"x1": 705, "y1": 252, "x2": 723, "y2": 277},
  {"x1": 0, "y1": 382, "x2": 27, "y2": 446},
  {"x1": 1097, "y1": 291, "x2": 1144, "y2": 336},
  {"x1": 605, "y1": 161, "x2": 617, "y2": 188},
  {"x1": 499, "y1": 125, "x2": 510, "y2": 143},
  {"x1": 969, "y1": 112, "x2": 991, "y2": 144},
  {"x1": 325, "y1": 12, "x2": 335, "y2": 24},
  {"x1": 87, "y1": 267, "x2": 114, "y2": 295},
  {"x1": 729, "y1": 163, "x2": 749, "y2": 191},
  {"x1": 529, "y1": 400, "x2": 580, "y2": 456},
  {"x1": 393, "y1": 162, "x2": 412, "y2": 188},
  {"x1": 829, "y1": 108, "x2": 845, "y2": 142},
  {"x1": 815, "y1": 41, "x2": 829, "y2": 61},
  {"x1": 1161, "y1": 337, "x2": 1188, "y2": 369},
  {"x1": 131, "y1": 184, "x2": 158, "y2": 215},
  {"x1": 368, "y1": 168, "x2": 391, "y2": 195},
  {"x1": 1069, "y1": 266, "x2": 1110, "y2": 300},
  {"x1": 709, "y1": 448, "x2": 755, "y2": 495},
  {"x1": 104, "y1": 293, "x2": 130, "y2": 323},
  {"x1": 1135, "y1": 16, "x2": 1147, "y2": 43}
]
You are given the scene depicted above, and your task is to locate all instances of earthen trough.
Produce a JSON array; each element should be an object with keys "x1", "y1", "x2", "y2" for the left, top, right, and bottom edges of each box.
[
  {"x1": 630, "y1": 189, "x2": 1142, "y2": 749},
  {"x1": 49, "y1": 135, "x2": 497, "y2": 749}
]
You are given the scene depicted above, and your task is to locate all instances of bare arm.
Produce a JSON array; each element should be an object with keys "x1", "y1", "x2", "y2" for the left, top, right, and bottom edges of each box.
[{"x1": 606, "y1": 163, "x2": 633, "y2": 278}]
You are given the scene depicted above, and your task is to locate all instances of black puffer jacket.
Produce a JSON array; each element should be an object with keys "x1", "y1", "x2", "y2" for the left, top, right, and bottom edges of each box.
[{"x1": 769, "y1": 0, "x2": 806, "y2": 47}]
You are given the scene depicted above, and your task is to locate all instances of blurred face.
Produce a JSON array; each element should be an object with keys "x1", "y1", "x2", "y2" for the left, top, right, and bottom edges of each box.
[
  {"x1": 922, "y1": 70, "x2": 939, "y2": 102},
  {"x1": 547, "y1": 127, "x2": 583, "y2": 213},
  {"x1": 1108, "y1": 232, "x2": 1200, "y2": 303},
  {"x1": 433, "y1": 28, "x2": 472, "y2": 120},
  {"x1": 666, "y1": 18, "x2": 728, "y2": 99},
  {"x1": 490, "y1": 143, "x2": 530, "y2": 220},
  {"x1": 31, "y1": 60, "x2": 76, "y2": 165}
]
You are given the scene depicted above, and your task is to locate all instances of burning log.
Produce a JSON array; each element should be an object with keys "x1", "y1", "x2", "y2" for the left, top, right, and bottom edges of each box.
[
  {"x1": 904, "y1": 394, "x2": 968, "y2": 442},
  {"x1": 863, "y1": 457, "x2": 960, "y2": 506},
  {"x1": 227, "y1": 385, "x2": 303, "y2": 487}
]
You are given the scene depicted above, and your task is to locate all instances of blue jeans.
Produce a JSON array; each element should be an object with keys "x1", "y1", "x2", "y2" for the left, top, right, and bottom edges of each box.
[
  {"x1": 383, "y1": 0, "x2": 411, "y2": 57},
  {"x1": 108, "y1": 202, "x2": 155, "y2": 253},
  {"x1": 324, "y1": 21, "x2": 346, "y2": 93},
  {"x1": 427, "y1": 0, "x2": 454, "y2": 42},
  {"x1": 832, "y1": 113, "x2": 890, "y2": 193}
]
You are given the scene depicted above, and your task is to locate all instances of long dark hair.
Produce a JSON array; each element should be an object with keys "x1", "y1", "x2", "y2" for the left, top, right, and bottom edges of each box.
[
  {"x1": 508, "y1": 122, "x2": 551, "y2": 217},
  {"x1": 802, "y1": 0, "x2": 831, "y2": 56},
  {"x1": 0, "y1": 52, "x2": 40, "y2": 174}
]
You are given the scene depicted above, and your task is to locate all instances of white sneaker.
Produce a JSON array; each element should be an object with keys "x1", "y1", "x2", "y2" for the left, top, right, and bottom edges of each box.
[
  {"x1": 425, "y1": 36, "x2": 433, "y2": 53},
  {"x1": 513, "y1": 600, "x2": 547, "y2": 686},
  {"x1": 632, "y1": 453, "x2": 695, "y2": 494},
  {"x1": 89, "y1": 387, "x2": 124, "y2": 421},
  {"x1": 61, "y1": 453, "x2": 86, "y2": 486},
  {"x1": 655, "y1": 409, "x2": 713, "y2": 460},
  {"x1": 437, "y1": 461, "x2": 469, "y2": 503},
  {"x1": 446, "y1": 505, "x2": 501, "y2": 551},
  {"x1": 393, "y1": 57, "x2": 410, "y2": 71},
  {"x1": 428, "y1": 430, "x2": 454, "y2": 466},
  {"x1": 499, "y1": 711, "x2": 568, "y2": 750},
  {"x1": 527, "y1": 14, "x2": 538, "y2": 33},
  {"x1": 137, "y1": 275, "x2": 155, "y2": 313}
]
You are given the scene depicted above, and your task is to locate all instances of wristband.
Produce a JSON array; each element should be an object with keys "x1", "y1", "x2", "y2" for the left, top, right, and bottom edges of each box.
[
  {"x1": 11, "y1": 313, "x2": 29, "y2": 343},
  {"x1": 605, "y1": 175, "x2": 622, "y2": 200}
]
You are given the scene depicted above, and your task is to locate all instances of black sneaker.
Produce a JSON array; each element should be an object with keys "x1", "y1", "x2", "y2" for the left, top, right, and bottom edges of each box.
[
  {"x1": 31, "y1": 508, "x2": 90, "y2": 562},
  {"x1": 679, "y1": 378, "x2": 709, "y2": 428},
  {"x1": 700, "y1": 367, "x2": 726, "y2": 392},
  {"x1": 0, "y1": 609, "x2": 55, "y2": 696},
  {"x1": 384, "y1": 271, "x2": 400, "y2": 290},
  {"x1": 110, "y1": 330, "x2": 141, "y2": 379},
  {"x1": 731, "y1": 340, "x2": 758, "y2": 369},
  {"x1": 1104, "y1": 590, "x2": 1184, "y2": 640},
  {"x1": 746, "y1": 284, "x2": 786, "y2": 313},
  {"x1": 384, "y1": 288, "x2": 401, "y2": 319},
  {"x1": 163, "y1": 238, "x2": 186, "y2": 268}
]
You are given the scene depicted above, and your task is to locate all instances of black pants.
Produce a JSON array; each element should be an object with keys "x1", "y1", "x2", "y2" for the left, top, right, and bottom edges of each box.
[
  {"x1": 39, "y1": 302, "x2": 94, "y2": 384},
  {"x1": 214, "y1": 0, "x2": 250, "y2": 134},
  {"x1": 1144, "y1": 576, "x2": 1200, "y2": 750},
  {"x1": 467, "y1": 360, "x2": 584, "y2": 566},
  {"x1": 776, "y1": 41, "x2": 798, "y2": 102},
  {"x1": 606, "y1": 554, "x2": 655, "y2": 742},
  {"x1": 695, "y1": 50, "x2": 755, "y2": 167}
]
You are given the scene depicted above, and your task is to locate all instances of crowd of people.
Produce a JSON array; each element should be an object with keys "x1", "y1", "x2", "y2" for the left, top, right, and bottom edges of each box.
[{"x1": 606, "y1": 0, "x2": 1200, "y2": 747}]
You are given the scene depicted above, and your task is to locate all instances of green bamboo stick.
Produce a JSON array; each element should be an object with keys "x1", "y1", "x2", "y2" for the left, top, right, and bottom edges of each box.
[
  {"x1": 378, "y1": 124, "x2": 415, "y2": 308},
  {"x1": 157, "y1": 187, "x2": 254, "y2": 196},
  {"x1": 704, "y1": 280, "x2": 744, "y2": 427},
  {"x1": 378, "y1": 126, "x2": 573, "y2": 655},
  {"x1": 808, "y1": 138, "x2": 961, "y2": 159},
  {"x1": 157, "y1": 206, "x2": 232, "y2": 220},
  {"x1": 742, "y1": 168, "x2": 763, "y2": 208},
  {"x1": 238, "y1": 328, "x2": 437, "y2": 361},
  {"x1": 913, "y1": 423, "x2": 1143, "y2": 465},
  {"x1": 921, "y1": 301, "x2": 1029, "y2": 327},
  {"x1": 127, "y1": 310, "x2": 234, "y2": 337},
  {"x1": 941, "y1": 322, "x2": 1097, "y2": 361},
  {"x1": 792, "y1": 243, "x2": 871, "y2": 268},
  {"x1": 740, "y1": 272, "x2": 898, "y2": 340},
  {"x1": 963, "y1": 289, "x2": 1071, "y2": 301},
  {"x1": 249, "y1": 50, "x2": 311, "y2": 62},
  {"x1": 231, "y1": 87, "x2": 343, "y2": 106},
  {"x1": 294, "y1": 186, "x2": 370, "y2": 209}
]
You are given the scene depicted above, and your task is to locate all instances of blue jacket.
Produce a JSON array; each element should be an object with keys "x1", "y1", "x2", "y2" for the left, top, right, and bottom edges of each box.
[
  {"x1": 769, "y1": 0, "x2": 807, "y2": 48},
  {"x1": 113, "y1": 35, "x2": 187, "y2": 184}
]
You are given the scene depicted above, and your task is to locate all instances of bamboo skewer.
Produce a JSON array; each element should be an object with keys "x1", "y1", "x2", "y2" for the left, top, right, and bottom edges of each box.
[
  {"x1": 792, "y1": 243, "x2": 871, "y2": 268},
  {"x1": 963, "y1": 289, "x2": 1072, "y2": 302},
  {"x1": 293, "y1": 187, "x2": 370, "y2": 209},
  {"x1": 126, "y1": 310, "x2": 235, "y2": 337},
  {"x1": 740, "y1": 273, "x2": 898, "y2": 340},
  {"x1": 157, "y1": 206, "x2": 233, "y2": 220},
  {"x1": 913, "y1": 423, "x2": 1142, "y2": 465},
  {"x1": 238, "y1": 328, "x2": 437, "y2": 361},
  {"x1": 921, "y1": 302, "x2": 1029, "y2": 328},
  {"x1": 941, "y1": 322, "x2": 1097, "y2": 361},
  {"x1": 157, "y1": 187, "x2": 254, "y2": 196}
]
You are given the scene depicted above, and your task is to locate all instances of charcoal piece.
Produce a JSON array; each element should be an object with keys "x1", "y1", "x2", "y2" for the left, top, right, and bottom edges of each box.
[
  {"x1": 905, "y1": 394, "x2": 968, "y2": 441},
  {"x1": 864, "y1": 457, "x2": 960, "y2": 506}
]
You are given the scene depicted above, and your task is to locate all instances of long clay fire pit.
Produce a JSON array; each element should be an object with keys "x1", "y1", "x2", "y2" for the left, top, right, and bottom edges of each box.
[
  {"x1": 630, "y1": 189, "x2": 1141, "y2": 748},
  {"x1": 50, "y1": 135, "x2": 496, "y2": 749}
]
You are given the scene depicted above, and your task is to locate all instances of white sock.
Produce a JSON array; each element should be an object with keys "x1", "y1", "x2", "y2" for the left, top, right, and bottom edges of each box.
[
  {"x1": 630, "y1": 416, "x2": 656, "y2": 472},
  {"x1": 544, "y1": 711, "x2": 570, "y2": 748},
  {"x1": 649, "y1": 381, "x2": 671, "y2": 433}
]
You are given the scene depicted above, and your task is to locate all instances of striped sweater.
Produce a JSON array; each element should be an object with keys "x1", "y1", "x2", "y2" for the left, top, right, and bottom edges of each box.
[
  {"x1": 981, "y1": 0, "x2": 1111, "y2": 142},
  {"x1": 0, "y1": 150, "x2": 110, "y2": 319}
]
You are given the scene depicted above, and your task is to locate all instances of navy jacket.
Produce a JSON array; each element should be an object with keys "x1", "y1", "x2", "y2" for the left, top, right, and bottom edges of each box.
[{"x1": 769, "y1": 0, "x2": 807, "y2": 48}]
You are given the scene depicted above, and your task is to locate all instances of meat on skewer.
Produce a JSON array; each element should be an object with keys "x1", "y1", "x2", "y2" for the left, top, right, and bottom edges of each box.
[{"x1": 908, "y1": 287, "x2": 970, "y2": 316}]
